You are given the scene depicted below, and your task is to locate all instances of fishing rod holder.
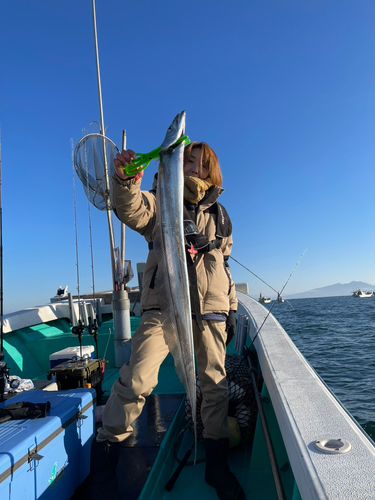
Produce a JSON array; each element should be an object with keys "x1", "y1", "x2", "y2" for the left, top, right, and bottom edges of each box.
[
  {"x1": 112, "y1": 289, "x2": 131, "y2": 367},
  {"x1": 234, "y1": 314, "x2": 250, "y2": 357}
]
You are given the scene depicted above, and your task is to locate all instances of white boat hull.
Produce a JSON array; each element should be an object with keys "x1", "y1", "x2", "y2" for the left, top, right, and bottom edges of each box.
[{"x1": 352, "y1": 289, "x2": 373, "y2": 298}]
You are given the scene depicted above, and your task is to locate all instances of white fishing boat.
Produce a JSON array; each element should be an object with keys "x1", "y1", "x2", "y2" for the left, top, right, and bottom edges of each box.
[
  {"x1": 352, "y1": 289, "x2": 373, "y2": 298},
  {"x1": 277, "y1": 294, "x2": 285, "y2": 302},
  {"x1": 2, "y1": 3, "x2": 375, "y2": 500},
  {"x1": 259, "y1": 293, "x2": 272, "y2": 304},
  {"x1": 2, "y1": 287, "x2": 375, "y2": 499}
]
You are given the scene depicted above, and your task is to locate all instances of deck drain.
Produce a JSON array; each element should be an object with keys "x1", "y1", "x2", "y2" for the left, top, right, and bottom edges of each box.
[{"x1": 314, "y1": 438, "x2": 351, "y2": 454}]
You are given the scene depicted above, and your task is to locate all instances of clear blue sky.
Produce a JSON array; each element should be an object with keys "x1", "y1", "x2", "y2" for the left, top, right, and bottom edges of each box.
[{"x1": 0, "y1": 0, "x2": 374, "y2": 313}]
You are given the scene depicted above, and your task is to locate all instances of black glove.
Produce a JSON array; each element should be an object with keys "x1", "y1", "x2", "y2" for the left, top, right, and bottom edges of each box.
[{"x1": 225, "y1": 310, "x2": 236, "y2": 346}]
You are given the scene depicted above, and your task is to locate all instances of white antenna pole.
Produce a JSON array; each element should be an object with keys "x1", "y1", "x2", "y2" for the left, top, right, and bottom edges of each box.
[
  {"x1": 91, "y1": 0, "x2": 116, "y2": 290},
  {"x1": 91, "y1": 0, "x2": 131, "y2": 365}
]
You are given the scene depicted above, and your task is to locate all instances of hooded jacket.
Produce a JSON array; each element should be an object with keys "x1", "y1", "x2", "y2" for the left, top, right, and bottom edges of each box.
[{"x1": 111, "y1": 173, "x2": 238, "y2": 316}]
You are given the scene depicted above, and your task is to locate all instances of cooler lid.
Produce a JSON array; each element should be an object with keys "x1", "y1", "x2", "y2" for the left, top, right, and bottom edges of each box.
[{"x1": 49, "y1": 345, "x2": 95, "y2": 360}]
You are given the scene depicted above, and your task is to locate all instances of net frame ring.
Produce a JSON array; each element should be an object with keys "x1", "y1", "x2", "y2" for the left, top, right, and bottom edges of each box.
[{"x1": 73, "y1": 133, "x2": 119, "y2": 195}]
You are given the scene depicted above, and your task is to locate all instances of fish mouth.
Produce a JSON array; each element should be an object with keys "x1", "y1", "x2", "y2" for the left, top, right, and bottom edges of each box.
[{"x1": 160, "y1": 111, "x2": 186, "y2": 149}]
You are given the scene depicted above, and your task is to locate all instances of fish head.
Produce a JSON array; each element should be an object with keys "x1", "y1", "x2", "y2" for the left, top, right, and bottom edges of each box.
[{"x1": 160, "y1": 111, "x2": 186, "y2": 149}]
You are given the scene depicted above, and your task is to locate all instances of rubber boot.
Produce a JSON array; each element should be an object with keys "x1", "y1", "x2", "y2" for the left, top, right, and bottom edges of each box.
[
  {"x1": 204, "y1": 438, "x2": 245, "y2": 500},
  {"x1": 85, "y1": 438, "x2": 121, "y2": 500}
]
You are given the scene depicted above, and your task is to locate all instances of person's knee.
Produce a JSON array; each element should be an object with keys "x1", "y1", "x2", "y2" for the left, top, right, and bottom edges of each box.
[{"x1": 115, "y1": 373, "x2": 156, "y2": 399}]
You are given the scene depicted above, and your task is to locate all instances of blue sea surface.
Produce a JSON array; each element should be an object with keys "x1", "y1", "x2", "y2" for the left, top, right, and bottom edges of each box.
[{"x1": 263, "y1": 295, "x2": 375, "y2": 440}]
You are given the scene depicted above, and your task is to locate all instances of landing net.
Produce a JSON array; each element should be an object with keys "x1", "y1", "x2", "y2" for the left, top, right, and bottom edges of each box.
[
  {"x1": 74, "y1": 133, "x2": 118, "y2": 210},
  {"x1": 185, "y1": 354, "x2": 258, "y2": 443}
]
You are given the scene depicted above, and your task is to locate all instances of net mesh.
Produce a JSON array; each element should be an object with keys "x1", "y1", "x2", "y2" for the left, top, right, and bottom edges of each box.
[
  {"x1": 185, "y1": 354, "x2": 258, "y2": 443},
  {"x1": 74, "y1": 133, "x2": 118, "y2": 210},
  {"x1": 124, "y1": 260, "x2": 134, "y2": 284}
]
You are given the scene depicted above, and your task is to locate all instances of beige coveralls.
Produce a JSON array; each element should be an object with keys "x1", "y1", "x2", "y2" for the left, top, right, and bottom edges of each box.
[{"x1": 97, "y1": 174, "x2": 237, "y2": 443}]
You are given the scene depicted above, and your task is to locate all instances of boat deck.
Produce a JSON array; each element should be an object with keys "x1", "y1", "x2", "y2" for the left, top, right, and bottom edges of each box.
[
  {"x1": 71, "y1": 392, "x2": 283, "y2": 500},
  {"x1": 4, "y1": 295, "x2": 375, "y2": 499},
  {"x1": 71, "y1": 393, "x2": 184, "y2": 500},
  {"x1": 2, "y1": 313, "x2": 294, "y2": 500}
]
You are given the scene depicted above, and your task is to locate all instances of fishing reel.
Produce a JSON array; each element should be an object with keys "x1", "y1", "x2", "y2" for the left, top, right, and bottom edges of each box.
[
  {"x1": 88, "y1": 318, "x2": 98, "y2": 338},
  {"x1": 72, "y1": 319, "x2": 85, "y2": 344}
]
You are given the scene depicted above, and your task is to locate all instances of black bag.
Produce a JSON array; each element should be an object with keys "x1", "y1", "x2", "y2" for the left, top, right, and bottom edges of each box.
[{"x1": 0, "y1": 401, "x2": 51, "y2": 424}]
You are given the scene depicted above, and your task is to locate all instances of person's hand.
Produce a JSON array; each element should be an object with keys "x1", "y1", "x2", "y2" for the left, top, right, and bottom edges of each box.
[
  {"x1": 225, "y1": 310, "x2": 236, "y2": 346},
  {"x1": 113, "y1": 149, "x2": 144, "y2": 180}
]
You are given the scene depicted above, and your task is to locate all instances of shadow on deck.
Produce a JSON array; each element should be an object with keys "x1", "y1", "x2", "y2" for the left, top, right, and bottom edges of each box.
[{"x1": 72, "y1": 393, "x2": 184, "y2": 500}]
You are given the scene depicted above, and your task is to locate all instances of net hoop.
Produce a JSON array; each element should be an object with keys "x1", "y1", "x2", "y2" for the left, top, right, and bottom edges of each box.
[{"x1": 73, "y1": 133, "x2": 119, "y2": 211}]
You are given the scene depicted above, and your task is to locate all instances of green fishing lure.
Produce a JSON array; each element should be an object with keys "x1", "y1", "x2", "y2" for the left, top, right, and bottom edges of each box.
[{"x1": 121, "y1": 135, "x2": 190, "y2": 176}]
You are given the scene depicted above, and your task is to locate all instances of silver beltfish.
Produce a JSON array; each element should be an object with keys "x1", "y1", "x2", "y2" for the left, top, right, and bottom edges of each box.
[{"x1": 152, "y1": 111, "x2": 196, "y2": 444}]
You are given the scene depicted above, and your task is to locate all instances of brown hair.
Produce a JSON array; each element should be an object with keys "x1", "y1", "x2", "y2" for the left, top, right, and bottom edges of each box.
[{"x1": 184, "y1": 141, "x2": 223, "y2": 187}]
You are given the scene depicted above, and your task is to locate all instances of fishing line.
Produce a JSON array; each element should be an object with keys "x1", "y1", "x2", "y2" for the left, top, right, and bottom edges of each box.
[{"x1": 103, "y1": 327, "x2": 112, "y2": 361}]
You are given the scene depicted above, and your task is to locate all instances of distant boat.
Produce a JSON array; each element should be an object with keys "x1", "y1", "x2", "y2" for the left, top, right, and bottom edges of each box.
[
  {"x1": 352, "y1": 289, "x2": 374, "y2": 298},
  {"x1": 277, "y1": 293, "x2": 285, "y2": 302},
  {"x1": 259, "y1": 293, "x2": 272, "y2": 304}
]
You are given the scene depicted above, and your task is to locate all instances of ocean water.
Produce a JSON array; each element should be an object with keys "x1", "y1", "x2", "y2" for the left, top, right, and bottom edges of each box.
[{"x1": 261, "y1": 295, "x2": 375, "y2": 441}]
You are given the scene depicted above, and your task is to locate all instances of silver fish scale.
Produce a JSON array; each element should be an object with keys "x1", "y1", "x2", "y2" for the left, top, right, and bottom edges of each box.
[{"x1": 152, "y1": 118, "x2": 197, "y2": 446}]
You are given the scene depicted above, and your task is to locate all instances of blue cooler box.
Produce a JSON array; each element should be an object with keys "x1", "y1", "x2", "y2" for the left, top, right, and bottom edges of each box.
[{"x1": 0, "y1": 388, "x2": 96, "y2": 500}]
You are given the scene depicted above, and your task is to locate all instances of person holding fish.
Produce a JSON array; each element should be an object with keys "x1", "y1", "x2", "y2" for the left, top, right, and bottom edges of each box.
[{"x1": 89, "y1": 114, "x2": 244, "y2": 500}]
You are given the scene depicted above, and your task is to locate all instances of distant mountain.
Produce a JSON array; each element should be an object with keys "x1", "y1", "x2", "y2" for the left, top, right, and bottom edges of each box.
[{"x1": 285, "y1": 281, "x2": 375, "y2": 299}]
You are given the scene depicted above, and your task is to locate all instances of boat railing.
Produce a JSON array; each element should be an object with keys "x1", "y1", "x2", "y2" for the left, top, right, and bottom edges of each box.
[{"x1": 236, "y1": 291, "x2": 375, "y2": 500}]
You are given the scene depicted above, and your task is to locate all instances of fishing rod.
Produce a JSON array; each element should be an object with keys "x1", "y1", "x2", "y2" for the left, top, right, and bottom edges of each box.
[
  {"x1": 0, "y1": 132, "x2": 3, "y2": 354},
  {"x1": 165, "y1": 425, "x2": 205, "y2": 491},
  {"x1": 114, "y1": 130, "x2": 128, "y2": 292},
  {"x1": 229, "y1": 255, "x2": 296, "y2": 311},
  {"x1": 0, "y1": 131, "x2": 9, "y2": 401},
  {"x1": 240, "y1": 248, "x2": 307, "y2": 357},
  {"x1": 229, "y1": 255, "x2": 279, "y2": 296},
  {"x1": 91, "y1": 0, "x2": 117, "y2": 290},
  {"x1": 165, "y1": 249, "x2": 306, "y2": 491},
  {"x1": 120, "y1": 130, "x2": 126, "y2": 291},
  {"x1": 83, "y1": 129, "x2": 99, "y2": 358},
  {"x1": 71, "y1": 138, "x2": 85, "y2": 357}
]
